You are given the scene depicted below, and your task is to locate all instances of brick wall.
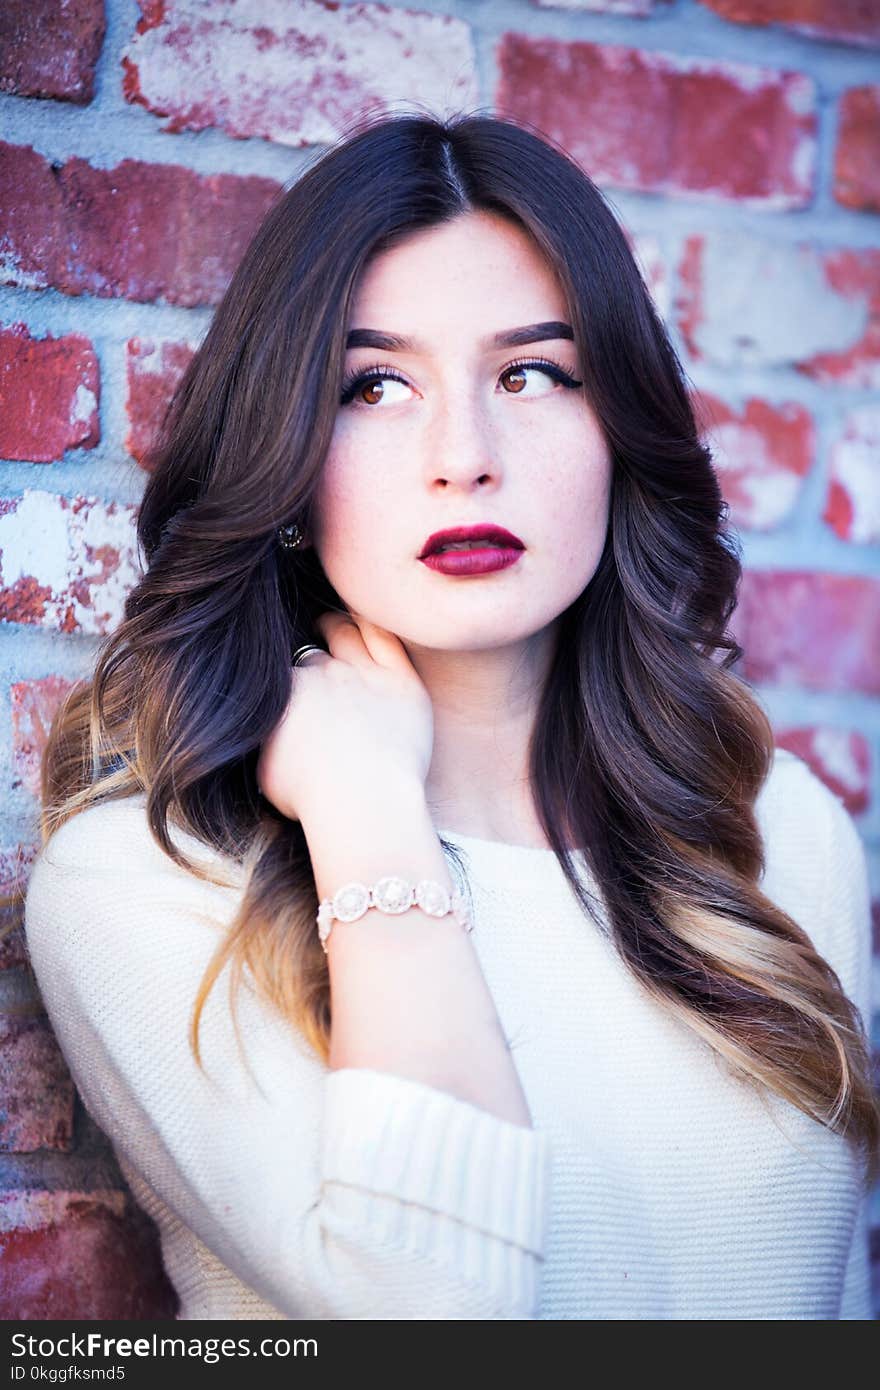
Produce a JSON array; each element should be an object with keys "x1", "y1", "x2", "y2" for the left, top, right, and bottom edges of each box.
[{"x1": 1, "y1": 0, "x2": 878, "y2": 1319}]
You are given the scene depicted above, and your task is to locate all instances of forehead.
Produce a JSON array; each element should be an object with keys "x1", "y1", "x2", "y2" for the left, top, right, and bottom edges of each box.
[{"x1": 348, "y1": 211, "x2": 569, "y2": 336}]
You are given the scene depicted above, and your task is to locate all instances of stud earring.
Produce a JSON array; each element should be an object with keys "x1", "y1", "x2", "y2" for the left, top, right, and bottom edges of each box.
[{"x1": 277, "y1": 521, "x2": 304, "y2": 550}]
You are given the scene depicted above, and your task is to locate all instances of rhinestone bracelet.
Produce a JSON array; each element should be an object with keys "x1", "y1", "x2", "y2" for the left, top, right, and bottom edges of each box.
[{"x1": 317, "y1": 875, "x2": 473, "y2": 954}]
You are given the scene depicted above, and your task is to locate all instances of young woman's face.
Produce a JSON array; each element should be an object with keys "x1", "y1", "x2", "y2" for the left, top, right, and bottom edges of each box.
[{"x1": 310, "y1": 209, "x2": 612, "y2": 652}]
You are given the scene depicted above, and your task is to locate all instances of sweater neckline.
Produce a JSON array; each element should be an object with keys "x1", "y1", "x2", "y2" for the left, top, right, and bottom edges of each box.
[
  {"x1": 437, "y1": 827, "x2": 573, "y2": 855},
  {"x1": 435, "y1": 828, "x2": 595, "y2": 897}
]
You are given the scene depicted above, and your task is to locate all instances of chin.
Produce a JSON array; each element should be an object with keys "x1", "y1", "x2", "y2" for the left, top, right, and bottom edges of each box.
[{"x1": 408, "y1": 616, "x2": 556, "y2": 652}]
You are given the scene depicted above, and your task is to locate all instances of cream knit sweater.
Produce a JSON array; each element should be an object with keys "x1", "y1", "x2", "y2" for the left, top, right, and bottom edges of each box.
[{"x1": 23, "y1": 748, "x2": 874, "y2": 1320}]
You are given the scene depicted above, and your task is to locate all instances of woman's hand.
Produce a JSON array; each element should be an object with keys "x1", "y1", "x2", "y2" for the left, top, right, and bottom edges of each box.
[{"x1": 256, "y1": 611, "x2": 435, "y2": 825}]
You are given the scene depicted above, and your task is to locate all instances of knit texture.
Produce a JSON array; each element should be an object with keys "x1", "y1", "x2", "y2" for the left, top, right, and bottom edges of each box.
[{"x1": 23, "y1": 748, "x2": 873, "y2": 1320}]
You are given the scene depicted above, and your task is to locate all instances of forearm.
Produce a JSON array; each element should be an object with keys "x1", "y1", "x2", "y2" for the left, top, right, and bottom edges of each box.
[{"x1": 301, "y1": 779, "x2": 533, "y2": 1129}]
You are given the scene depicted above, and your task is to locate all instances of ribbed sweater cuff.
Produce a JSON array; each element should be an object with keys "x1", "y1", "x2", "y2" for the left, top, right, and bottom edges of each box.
[{"x1": 322, "y1": 1067, "x2": 552, "y2": 1258}]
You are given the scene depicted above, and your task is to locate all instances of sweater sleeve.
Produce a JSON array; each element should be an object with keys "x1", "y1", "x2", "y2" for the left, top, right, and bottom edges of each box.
[
  {"x1": 817, "y1": 787, "x2": 875, "y2": 1322},
  {"x1": 23, "y1": 801, "x2": 552, "y2": 1321}
]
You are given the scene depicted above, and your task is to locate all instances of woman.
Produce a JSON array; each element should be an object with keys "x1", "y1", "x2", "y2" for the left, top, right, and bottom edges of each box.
[{"x1": 20, "y1": 113, "x2": 877, "y2": 1320}]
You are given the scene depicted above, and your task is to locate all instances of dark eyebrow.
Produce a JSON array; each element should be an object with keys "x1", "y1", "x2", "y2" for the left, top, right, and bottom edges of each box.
[{"x1": 345, "y1": 321, "x2": 575, "y2": 352}]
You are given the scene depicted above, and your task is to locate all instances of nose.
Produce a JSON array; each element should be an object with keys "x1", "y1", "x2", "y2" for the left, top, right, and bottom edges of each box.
[{"x1": 423, "y1": 385, "x2": 498, "y2": 491}]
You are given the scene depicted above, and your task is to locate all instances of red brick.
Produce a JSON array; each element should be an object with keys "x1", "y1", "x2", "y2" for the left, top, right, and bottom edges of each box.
[
  {"x1": 693, "y1": 390, "x2": 814, "y2": 530},
  {"x1": 0, "y1": 491, "x2": 140, "y2": 635},
  {"x1": 0, "y1": 1017, "x2": 75, "y2": 1153},
  {"x1": 0, "y1": 323, "x2": 99, "y2": 463},
  {"x1": 533, "y1": 0, "x2": 655, "y2": 11},
  {"x1": 495, "y1": 35, "x2": 816, "y2": 208},
  {"x1": 677, "y1": 237, "x2": 706, "y2": 359},
  {"x1": 0, "y1": 0, "x2": 106, "y2": 103},
  {"x1": 805, "y1": 250, "x2": 880, "y2": 387},
  {"x1": 629, "y1": 233, "x2": 670, "y2": 320},
  {"x1": 773, "y1": 726, "x2": 871, "y2": 816},
  {"x1": 122, "y1": 0, "x2": 478, "y2": 146},
  {"x1": 676, "y1": 234, "x2": 880, "y2": 388},
  {"x1": 697, "y1": 0, "x2": 880, "y2": 50},
  {"x1": 731, "y1": 571, "x2": 880, "y2": 695},
  {"x1": 125, "y1": 337, "x2": 196, "y2": 469},
  {"x1": 0, "y1": 844, "x2": 37, "y2": 971},
  {"x1": 0, "y1": 1189, "x2": 178, "y2": 1318},
  {"x1": 0, "y1": 144, "x2": 60, "y2": 293},
  {"x1": 0, "y1": 142, "x2": 281, "y2": 308},
  {"x1": 0, "y1": 926, "x2": 26, "y2": 971},
  {"x1": 834, "y1": 86, "x2": 880, "y2": 213},
  {"x1": 823, "y1": 406, "x2": 880, "y2": 544},
  {"x1": 11, "y1": 675, "x2": 77, "y2": 799}
]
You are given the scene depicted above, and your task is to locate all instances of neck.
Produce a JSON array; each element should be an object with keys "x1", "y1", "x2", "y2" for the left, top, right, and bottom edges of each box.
[{"x1": 401, "y1": 620, "x2": 559, "y2": 847}]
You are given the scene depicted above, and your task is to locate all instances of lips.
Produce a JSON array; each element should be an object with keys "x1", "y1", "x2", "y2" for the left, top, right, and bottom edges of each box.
[{"x1": 418, "y1": 524, "x2": 525, "y2": 558}]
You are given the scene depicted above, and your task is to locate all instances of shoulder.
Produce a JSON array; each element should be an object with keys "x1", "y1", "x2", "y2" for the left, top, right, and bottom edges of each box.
[
  {"x1": 31, "y1": 794, "x2": 151, "y2": 871},
  {"x1": 24, "y1": 793, "x2": 246, "y2": 966},
  {"x1": 755, "y1": 746, "x2": 872, "y2": 1021},
  {"x1": 28, "y1": 792, "x2": 243, "y2": 885},
  {"x1": 755, "y1": 745, "x2": 843, "y2": 829},
  {"x1": 755, "y1": 746, "x2": 866, "y2": 885}
]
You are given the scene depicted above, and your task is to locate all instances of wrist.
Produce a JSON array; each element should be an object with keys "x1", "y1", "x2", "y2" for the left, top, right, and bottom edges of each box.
[
  {"x1": 299, "y1": 778, "x2": 450, "y2": 906},
  {"x1": 298, "y1": 772, "x2": 429, "y2": 836},
  {"x1": 317, "y1": 874, "x2": 471, "y2": 953}
]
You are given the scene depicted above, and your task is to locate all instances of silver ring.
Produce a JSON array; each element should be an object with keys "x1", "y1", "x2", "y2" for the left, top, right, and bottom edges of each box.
[{"x1": 292, "y1": 643, "x2": 325, "y2": 668}]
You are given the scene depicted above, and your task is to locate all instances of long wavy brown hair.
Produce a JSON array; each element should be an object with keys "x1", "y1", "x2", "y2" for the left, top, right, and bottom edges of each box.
[{"x1": 13, "y1": 111, "x2": 879, "y2": 1186}]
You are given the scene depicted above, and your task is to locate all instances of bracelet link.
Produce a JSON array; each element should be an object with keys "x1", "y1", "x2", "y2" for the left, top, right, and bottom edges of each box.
[{"x1": 317, "y1": 875, "x2": 473, "y2": 953}]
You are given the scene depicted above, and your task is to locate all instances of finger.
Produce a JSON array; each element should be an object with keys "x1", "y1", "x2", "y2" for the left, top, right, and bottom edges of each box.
[
  {"x1": 348, "y1": 617, "x2": 414, "y2": 673},
  {"x1": 313, "y1": 610, "x2": 373, "y2": 665},
  {"x1": 325, "y1": 612, "x2": 412, "y2": 672}
]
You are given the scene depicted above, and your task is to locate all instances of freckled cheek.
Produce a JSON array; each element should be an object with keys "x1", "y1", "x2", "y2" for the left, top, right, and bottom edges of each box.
[
  {"x1": 312, "y1": 444, "x2": 399, "y2": 559},
  {"x1": 540, "y1": 449, "x2": 612, "y2": 567}
]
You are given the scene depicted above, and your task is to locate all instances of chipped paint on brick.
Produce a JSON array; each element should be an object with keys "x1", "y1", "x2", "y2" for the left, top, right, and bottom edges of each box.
[
  {"x1": 70, "y1": 382, "x2": 98, "y2": 432},
  {"x1": 1, "y1": 495, "x2": 72, "y2": 598},
  {"x1": 774, "y1": 726, "x2": 870, "y2": 815},
  {"x1": 533, "y1": 0, "x2": 654, "y2": 11},
  {"x1": 629, "y1": 233, "x2": 669, "y2": 319},
  {"x1": 696, "y1": 392, "x2": 813, "y2": 530},
  {"x1": 125, "y1": 336, "x2": 198, "y2": 467},
  {"x1": 676, "y1": 232, "x2": 871, "y2": 370},
  {"x1": 801, "y1": 249, "x2": 880, "y2": 387},
  {"x1": 824, "y1": 406, "x2": 880, "y2": 544},
  {"x1": 0, "y1": 324, "x2": 99, "y2": 462},
  {"x1": 11, "y1": 675, "x2": 77, "y2": 797},
  {"x1": 122, "y1": 0, "x2": 479, "y2": 146},
  {"x1": 810, "y1": 727, "x2": 870, "y2": 804},
  {"x1": 712, "y1": 423, "x2": 805, "y2": 528},
  {"x1": 0, "y1": 491, "x2": 141, "y2": 634},
  {"x1": 732, "y1": 570, "x2": 880, "y2": 695},
  {"x1": 0, "y1": 254, "x2": 48, "y2": 292}
]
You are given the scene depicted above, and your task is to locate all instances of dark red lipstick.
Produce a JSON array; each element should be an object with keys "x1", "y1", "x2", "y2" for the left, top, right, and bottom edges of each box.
[{"x1": 418, "y1": 524, "x2": 525, "y2": 577}]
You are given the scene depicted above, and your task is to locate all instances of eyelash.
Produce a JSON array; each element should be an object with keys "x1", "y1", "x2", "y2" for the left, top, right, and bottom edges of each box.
[{"x1": 339, "y1": 354, "x2": 583, "y2": 406}]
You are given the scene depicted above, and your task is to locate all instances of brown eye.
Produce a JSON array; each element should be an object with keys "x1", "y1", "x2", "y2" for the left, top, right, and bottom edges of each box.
[
  {"x1": 498, "y1": 359, "x2": 583, "y2": 397},
  {"x1": 340, "y1": 368, "x2": 413, "y2": 408},
  {"x1": 502, "y1": 366, "x2": 528, "y2": 394},
  {"x1": 361, "y1": 378, "x2": 384, "y2": 405}
]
